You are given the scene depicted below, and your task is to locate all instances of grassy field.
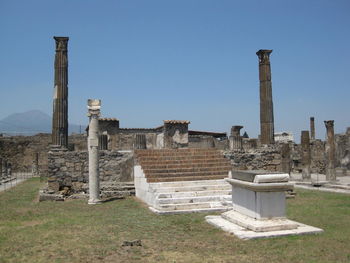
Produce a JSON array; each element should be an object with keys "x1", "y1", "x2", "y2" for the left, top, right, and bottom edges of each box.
[{"x1": 0, "y1": 178, "x2": 349, "y2": 263}]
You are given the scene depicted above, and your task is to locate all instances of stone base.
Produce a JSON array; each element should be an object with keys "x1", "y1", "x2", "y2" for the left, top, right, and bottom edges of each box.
[
  {"x1": 88, "y1": 198, "x2": 102, "y2": 205},
  {"x1": 221, "y1": 210, "x2": 298, "y2": 232},
  {"x1": 206, "y1": 215, "x2": 323, "y2": 240}
]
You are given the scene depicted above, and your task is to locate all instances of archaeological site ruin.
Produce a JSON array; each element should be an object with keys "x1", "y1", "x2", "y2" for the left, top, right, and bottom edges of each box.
[{"x1": 1, "y1": 37, "x2": 350, "y2": 239}]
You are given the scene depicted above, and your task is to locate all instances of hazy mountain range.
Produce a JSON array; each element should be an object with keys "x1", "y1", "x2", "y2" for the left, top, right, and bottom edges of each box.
[{"x1": 0, "y1": 110, "x2": 83, "y2": 135}]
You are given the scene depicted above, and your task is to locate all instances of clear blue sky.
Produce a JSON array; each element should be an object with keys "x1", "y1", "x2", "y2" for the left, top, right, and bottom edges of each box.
[{"x1": 1, "y1": 0, "x2": 349, "y2": 140}]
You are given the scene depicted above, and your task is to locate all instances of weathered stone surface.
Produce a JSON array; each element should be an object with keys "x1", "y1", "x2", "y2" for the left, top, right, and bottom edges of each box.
[
  {"x1": 257, "y1": 49, "x2": 274, "y2": 145},
  {"x1": 324, "y1": 120, "x2": 336, "y2": 181},
  {"x1": 225, "y1": 145, "x2": 282, "y2": 172},
  {"x1": 47, "y1": 150, "x2": 133, "y2": 194},
  {"x1": 52, "y1": 36, "x2": 69, "y2": 148}
]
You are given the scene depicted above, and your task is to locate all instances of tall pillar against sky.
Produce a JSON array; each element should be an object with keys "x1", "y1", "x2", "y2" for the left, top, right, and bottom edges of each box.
[
  {"x1": 52, "y1": 36, "x2": 69, "y2": 148},
  {"x1": 310, "y1": 117, "x2": 315, "y2": 140},
  {"x1": 257, "y1": 49, "x2": 275, "y2": 145},
  {"x1": 324, "y1": 120, "x2": 336, "y2": 182}
]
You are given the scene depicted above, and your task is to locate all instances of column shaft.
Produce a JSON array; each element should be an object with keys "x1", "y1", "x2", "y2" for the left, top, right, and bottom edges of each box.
[
  {"x1": 257, "y1": 49, "x2": 274, "y2": 145},
  {"x1": 52, "y1": 37, "x2": 69, "y2": 148}
]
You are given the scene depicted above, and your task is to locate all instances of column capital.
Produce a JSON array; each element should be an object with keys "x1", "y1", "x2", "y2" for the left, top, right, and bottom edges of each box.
[
  {"x1": 324, "y1": 120, "x2": 334, "y2": 129},
  {"x1": 54, "y1": 36, "x2": 69, "y2": 51},
  {"x1": 256, "y1": 49, "x2": 272, "y2": 64},
  {"x1": 87, "y1": 99, "x2": 101, "y2": 117}
]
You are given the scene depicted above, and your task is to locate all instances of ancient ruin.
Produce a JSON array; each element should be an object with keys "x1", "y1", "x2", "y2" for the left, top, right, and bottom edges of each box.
[
  {"x1": 52, "y1": 37, "x2": 69, "y2": 148},
  {"x1": 257, "y1": 49, "x2": 274, "y2": 145},
  {"x1": 0, "y1": 39, "x2": 349, "y2": 241},
  {"x1": 324, "y1": 120, "x2": 336, "y2": 181}
]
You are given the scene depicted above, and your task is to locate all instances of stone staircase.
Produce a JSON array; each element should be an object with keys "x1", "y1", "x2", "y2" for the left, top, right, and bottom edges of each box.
[{"x1": 134, "y1": 148, "x2": 232, "y2": 214}]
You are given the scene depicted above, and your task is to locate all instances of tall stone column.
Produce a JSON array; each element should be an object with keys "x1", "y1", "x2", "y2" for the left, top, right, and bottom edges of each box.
[
  {"x1": 324, "y1": 120, "x2": 336, "y2": 182},
  {"x1": 257, "y1": 49, "x2": 275, "y2": 145},
  {"x1": 301, "y1": 131, "x2": 311, "y2": 180},
  {"x1": 52, "y1": 36, "x2": 69, "y2": 148},
  {"x1": 229, "y1": 126, "x2": 243, "y2": 150},
  {"x1": 310, "y1": 117, "x2": 315, "y2": 140},
  {"x1": 87, "y1": 99, "x2": 102, "y2": 204}
]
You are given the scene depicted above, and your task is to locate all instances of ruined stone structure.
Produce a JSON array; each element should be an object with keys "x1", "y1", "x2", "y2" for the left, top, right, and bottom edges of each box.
[
  {"x1": 52, "y1": 37, "x2": 69, "y2": 148},
  {"x1": 335, "y1": 127, "x2": 350, "y2": 170},
  {"x1": 301, "y1": 131, "x2": 311, "y2": 179},
  {"x1": 163, "y1": 120, "x2": 190, "y2": 149},
  {"x1": 310, "y1": 117, "x2": 315, "y2": 140},
  {"x1": 281, "y1": 143, "x2": 291, "y2": 174},
  {"x1": 257, "y1": 49, "x2": 274, "y2": 145},
  {"x1": 229, "y1": 126, "x2": 243, "y2": 151},
  {"x1": 324, "y1": 120, "x2": 336, "y2": 181}
]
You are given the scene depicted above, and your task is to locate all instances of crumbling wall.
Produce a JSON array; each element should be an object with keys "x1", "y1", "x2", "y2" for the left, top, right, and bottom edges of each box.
[
  {"x1": 224, "y1": 146, "x2": 282, "y2": 171},
  {"x1": 109, "y1": 132, "x2": 158, "y2": 150},
  {"x1": 47, "y1": 150, "x2": 134, "y2": 194},
  {"x1": 0, "y1": 133, "x2": 51, "y2": 171},
  {"x1": 335, "y1": 129, "x2": 350, "y2": 169},
  {"x1": 0, "y1": 133, "x2": 87, "y2": 173}
]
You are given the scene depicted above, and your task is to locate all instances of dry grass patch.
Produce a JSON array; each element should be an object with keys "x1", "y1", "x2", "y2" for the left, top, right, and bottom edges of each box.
[{"x1": 0, "y1": 178, "x2": 349, "y2": 263}]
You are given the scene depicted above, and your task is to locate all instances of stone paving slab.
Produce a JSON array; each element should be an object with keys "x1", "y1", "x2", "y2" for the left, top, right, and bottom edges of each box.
[{"x1": 205, "y1": 215, "x2": 323, "y2": 240}]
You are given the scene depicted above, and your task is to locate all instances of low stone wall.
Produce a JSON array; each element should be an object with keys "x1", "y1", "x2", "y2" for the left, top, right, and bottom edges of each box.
[
  {"x1": 47, "y1": 150, "x2": 134, "y2": 194},
  {"x1": 224, "y1": 146, "x2": 282, "y2": 172}
]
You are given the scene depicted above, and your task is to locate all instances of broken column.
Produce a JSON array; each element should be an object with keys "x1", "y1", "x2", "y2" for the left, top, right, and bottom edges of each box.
[
  {"x1": 310, "y1": 117, "x2": 315, "y2": 140},
  {"x1": 324, "y1": 120, "x2": 336, "y2": 182},
  {"x1": 257, "y1": 49, "x2": 275, "y2": 145},
  {"x1": 301, "y1": 131, "x2": 311, "y2": 180},
  {"x1": 229, "y1": 126, "x2": 243, "y2": 150},
  {"x1": 281, "y1": 144, "x2": 291, "y2": 174},
  {"x1": 163, "y1": 120, "x2": 190, "y2": 149},
  {"x1": 87, "y1": 99, "x2": 102, "y2": 204},
  {"x1": 52, "y1": 36, "x2": 69, "y2": 148}
]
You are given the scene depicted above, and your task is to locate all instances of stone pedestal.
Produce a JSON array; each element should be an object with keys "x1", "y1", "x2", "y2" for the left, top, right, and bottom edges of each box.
[
  {"x1": 205, "y1": 170, "x2": 323, "y2": 239},
  {"x1": 87, "y1": 99, "x2": 102, "y2": 204}
]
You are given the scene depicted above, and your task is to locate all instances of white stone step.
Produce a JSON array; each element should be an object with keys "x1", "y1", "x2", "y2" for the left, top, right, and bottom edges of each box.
[
  {"x1": 156, "y1": 195, "x2": 232, "y2": 205},
  {"x1": 150, "y1": 184, "x2": 231, "y2": 193},
  {"x1": 156, "y1": 189, "x2": 231, "y2": 199},
  {"x1": 150, "y1": 206, "x2": 230, "y2": 215},
  {"x1": 149, "y1": 179, "x2": 228, "y2": 188},
  {"x1": 157, "y1": 201, "x2": 227, "y2": 211}
]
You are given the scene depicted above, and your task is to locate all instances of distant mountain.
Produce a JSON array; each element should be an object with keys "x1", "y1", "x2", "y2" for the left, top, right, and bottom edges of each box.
[{"x1": 0, "y1": 110, "x2": 83, "y2": 135}]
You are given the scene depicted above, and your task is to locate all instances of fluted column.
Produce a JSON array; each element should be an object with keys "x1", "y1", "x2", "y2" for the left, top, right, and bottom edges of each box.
[
  {"x1": 87, "y1": 99, "x2": 102, "y2": 204},
  {"x1": 257, "y1": 49, "x2": 275, "y2": 145},
  {"x1": 52, "y1": 36, "x2": 69, "y2": 148},
  {"x1": 324, "y1": 120, "x2": 336, "y2": 182},
  {"x1": 301, "y1": 131, "x2": 311, "y2": 180},
  {"x1": 310, "y1": 117, "x2": 315, "y2": 140}
]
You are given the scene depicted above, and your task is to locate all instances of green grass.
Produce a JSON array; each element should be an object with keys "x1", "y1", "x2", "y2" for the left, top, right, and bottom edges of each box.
[{"x1": 0, "y1": 178, "x2": 350, "y2": 263}]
